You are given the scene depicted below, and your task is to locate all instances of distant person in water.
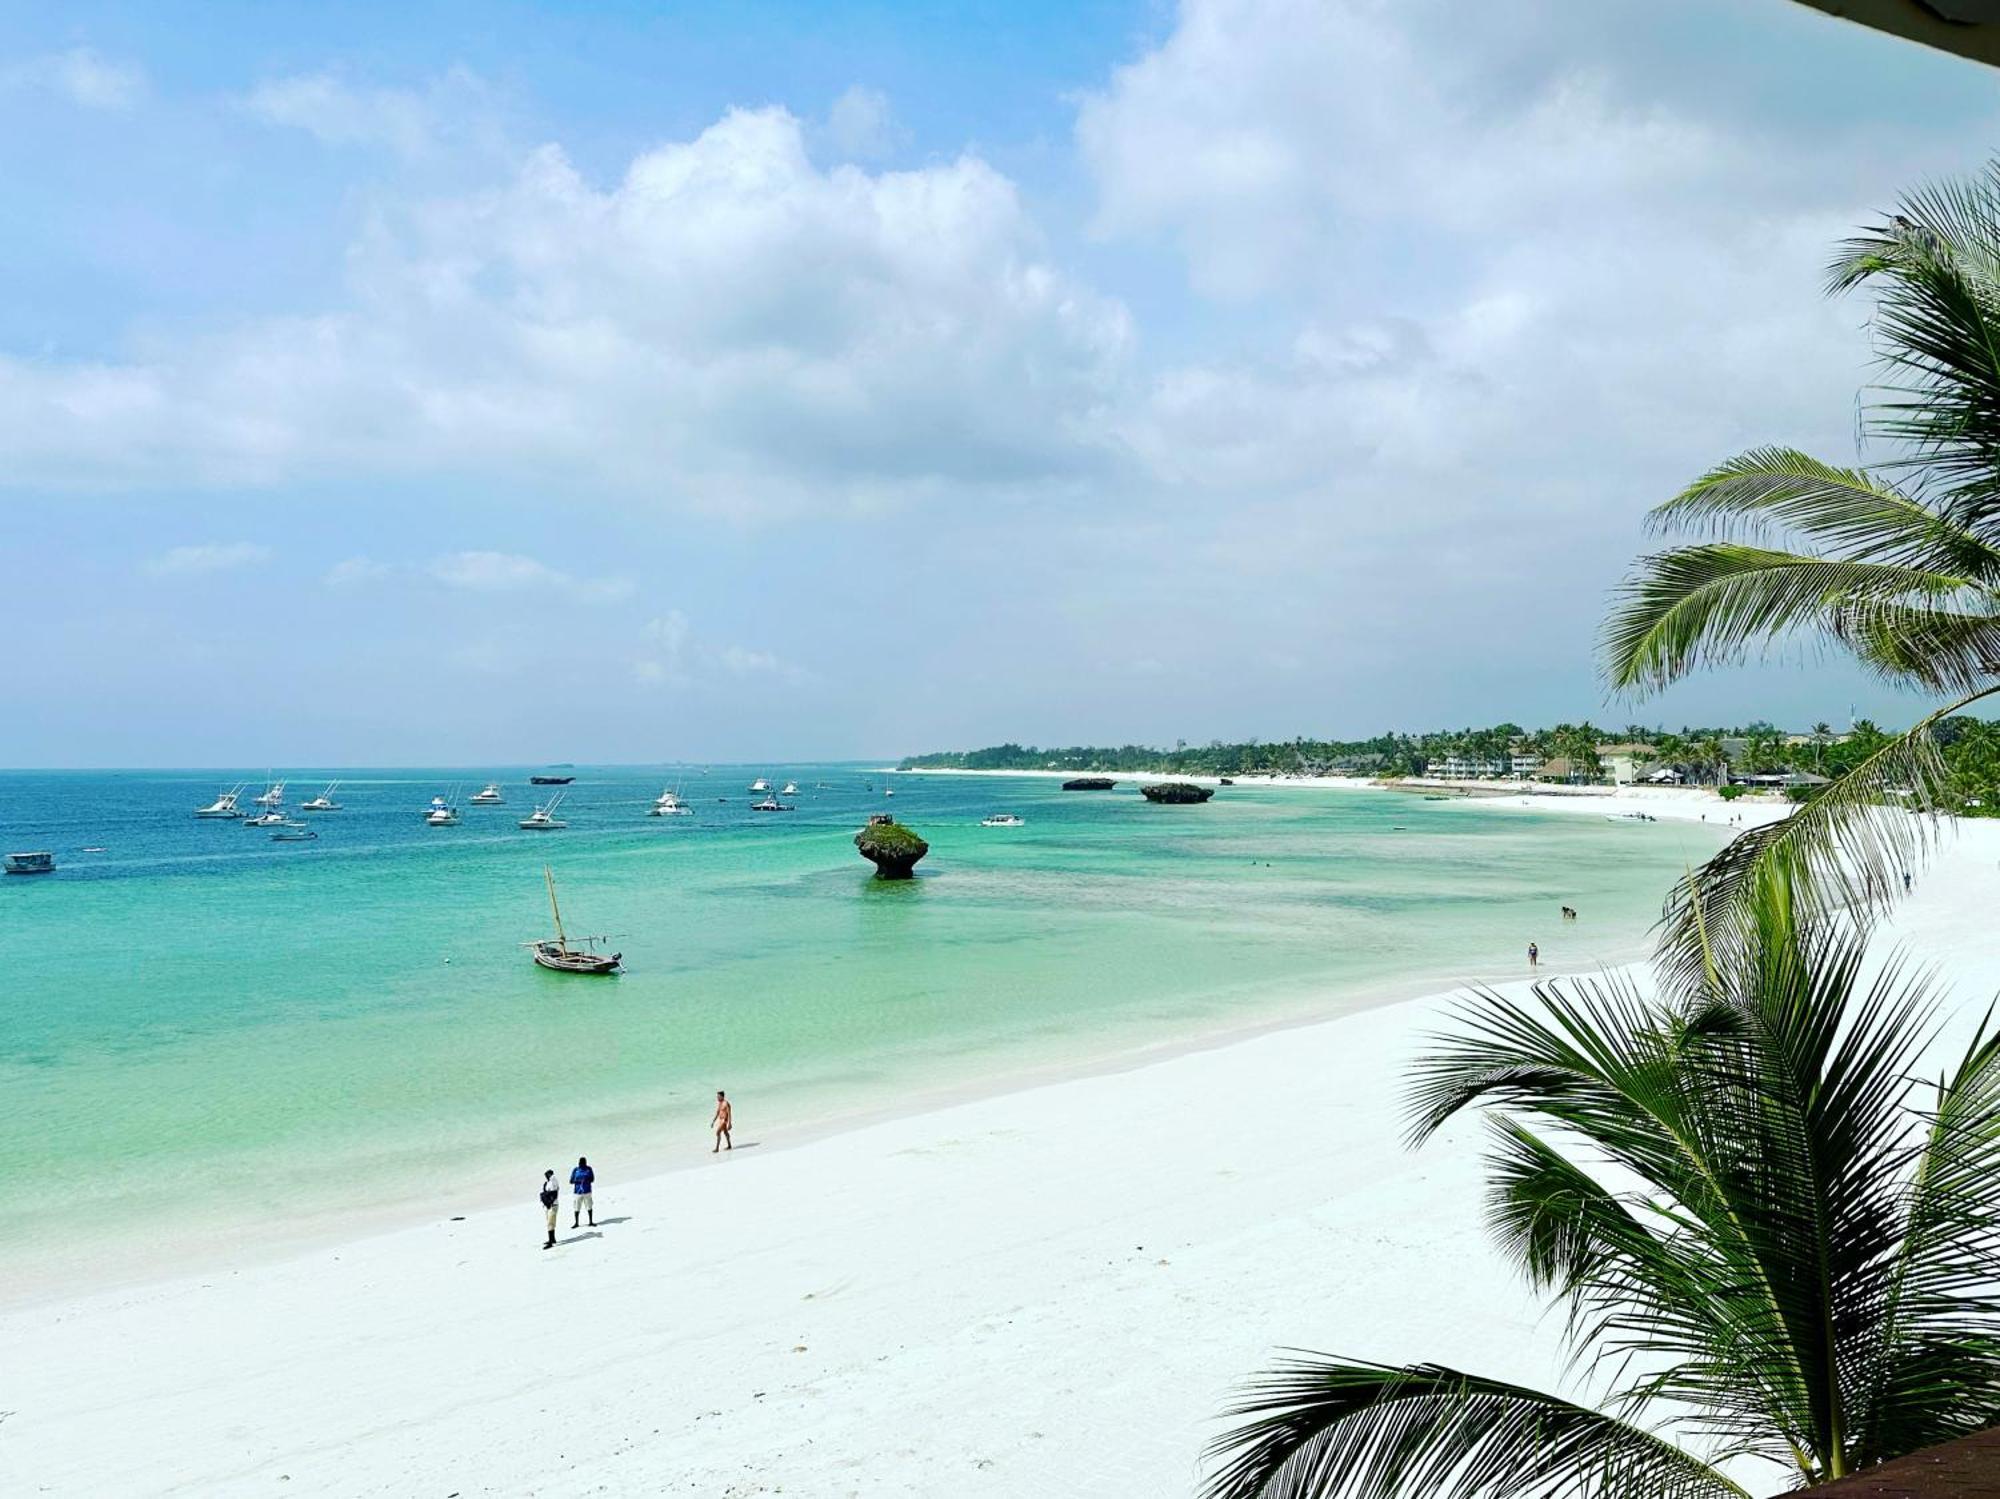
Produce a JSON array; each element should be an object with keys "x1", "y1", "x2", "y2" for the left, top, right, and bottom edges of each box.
[
  {"x1": 570, "y1": 1156, "x2": 595, "y2": 1229},
  {"x1": 712, "y1": 1090, "x2": 733, "y2": 1153},
  {"x1": 539, "y1": 1169, "x2": 559, "y2": 1250},
  {"x1": 1528, "y1": 941, "x2": 1539, "y2": 966}
]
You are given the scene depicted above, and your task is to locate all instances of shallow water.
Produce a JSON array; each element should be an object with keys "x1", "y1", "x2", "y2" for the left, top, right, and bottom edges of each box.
[{"x1": 0, "y1": 766, "x2": 1723, "y2": 1290}]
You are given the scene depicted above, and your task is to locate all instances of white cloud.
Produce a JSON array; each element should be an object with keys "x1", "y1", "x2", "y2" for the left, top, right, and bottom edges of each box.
[
  {"x1": 826, "y1": 85, "x2": 904, "y2": 160},
  {"x1": 144, "y1": 541, "x2": 271, "y2": 576},
  {"x1": 323, "y1": 556, "x2": 396, "y2": 587},
  {"x1": 3, "y1": 49, "x2": 145, "y2": 111},
  {"x1": 428, "y1": 551, "x2": 631, "y2": 603},
  {"x1": 241, "y1": 67, "x2": 495, "y2": 160},
  {"x1": 632, "y1": 611, "x2": 797, "y2": 688},
  {"x1": 0, "y1": 104, "x2": 1130, "y2": 518}
]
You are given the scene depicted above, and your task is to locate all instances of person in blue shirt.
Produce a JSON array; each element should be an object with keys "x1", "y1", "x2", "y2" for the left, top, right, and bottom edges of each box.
[{"x1": 569, "y1": 1157, "x2": 595, "y2": 1229}]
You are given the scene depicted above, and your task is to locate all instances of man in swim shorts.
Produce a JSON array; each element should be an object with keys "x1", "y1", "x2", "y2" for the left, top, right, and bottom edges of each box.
[{"x1": 712, "y1": 1090, "x2": 733, "y2": 1153}]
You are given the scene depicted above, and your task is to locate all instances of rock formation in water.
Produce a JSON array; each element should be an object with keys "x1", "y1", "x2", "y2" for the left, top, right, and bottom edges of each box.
[
  {"x1": 855, "y1": 817, "x2": 929, "y2": 879},
  {"x1": 1140, "y1": 782, "x2": 1214, "y2": 804},
  {"x1": 1061, "y1": 777, "x2": 1118, "y2": 791}
]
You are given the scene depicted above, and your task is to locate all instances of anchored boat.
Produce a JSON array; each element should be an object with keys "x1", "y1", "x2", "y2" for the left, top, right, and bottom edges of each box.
[
  {"x1": 519, "y1": 792, "x2": 569, "y2": 830},
  {"x1": 299, "y1": 782, "x2": 343, "y2": 811},
  {"x1": 525, "y1": 868, "x2": 620, "y2": 974},
  {"x1": 195, "y1": 784, "x2": 248, "y2": 819},
  {"x1": 4, "y1": 851, "x2": 55, "y2": 875}
]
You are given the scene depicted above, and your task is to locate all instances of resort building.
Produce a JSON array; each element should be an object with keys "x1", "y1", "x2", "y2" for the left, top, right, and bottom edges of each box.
[
  {"x1": 1506, "y1": 747, "x2": 1543, "y2": 779},
  {"x1": 1595, "y1": 742, "x2": 1657, "y2": 785}
]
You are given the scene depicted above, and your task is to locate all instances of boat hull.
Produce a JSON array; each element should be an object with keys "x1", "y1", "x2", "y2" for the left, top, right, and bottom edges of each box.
[{"x1": 531, "y1": 943, "x2": 620, "y2": 974}]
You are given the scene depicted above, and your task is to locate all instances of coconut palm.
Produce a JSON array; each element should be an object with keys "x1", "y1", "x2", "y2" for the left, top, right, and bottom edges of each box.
[
  {"x1": 1601, "y1": 164, "x2": 2000, "y2": 986},
  {"x1": 1204, "y1": 870, "x2": 2000, "y2": 1498}
]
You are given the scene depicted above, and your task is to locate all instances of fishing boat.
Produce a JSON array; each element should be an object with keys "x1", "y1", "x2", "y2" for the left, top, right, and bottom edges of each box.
[
  {"x1": 781, "y1": 781, "x2": 798, "y2": 796},
  {"x1": 524, "y1": 868, "x2": 620, "y2": 974},
  {"x1": 648, "y1": 787, "x2": 690, "y2": 816},
  {"x1": 425, "y1": 793, "x2": 461, "y2": 827},
  {"x1": 244, "y1": 809, "x2": 290, "y2": 827},
  {"x1": 470, "y1": 783, "x2": 505, "y2": 805},
  {"x1": 519, "y1": 793, "x2": 568, "y2": 830},
  {"x1": 529, "y1": 774, "x2": 574, "y2": 785},
  {"x1": 751, "y1": 796, "x2": 794, "y2": 812},
  {"x1": 980, "y1": 813, "x2": 1025, "y2": 827},
  {"x1": 271, "y1": 822, "x2": 318, "y2": 842},
  {"x1": 299, "y1": 782, "x2": 343, "y2": 811},
  {"x1": 195, "y1": 784, "x2": 247, "y2": 819},
  {"x1": 4, "y1": 851, "x2": 55, "y2": 875},
  {"x1": 253, "y1": 780, "x2": 286, "y2": 807},
  {"x1": 749, "y1": 777, "x2": 770, "y2": 793}
]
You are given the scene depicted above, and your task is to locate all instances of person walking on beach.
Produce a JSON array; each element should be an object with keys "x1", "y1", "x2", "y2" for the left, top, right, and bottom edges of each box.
[
  {"x1": 712, "y1": 1090, "x2": 733, "y2": 1153},
  {"x1": 569, "y1": 1156, "x2": 595, "y2": 1230},
  {"x1": 539, "y1": 1169, "x2": 560, "y2": 1250}
]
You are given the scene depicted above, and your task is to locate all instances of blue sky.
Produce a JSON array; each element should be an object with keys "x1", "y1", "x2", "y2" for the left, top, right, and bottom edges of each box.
[{"x1": 5, "y1": 0, "x2": 1999, "y2": 765}]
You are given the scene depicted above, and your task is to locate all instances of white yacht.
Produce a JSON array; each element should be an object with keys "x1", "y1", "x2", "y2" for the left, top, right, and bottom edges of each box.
[
  {"x1": 751, "y1": 796, "x2": 794, "y2": 812},
  {"x1": 244, "y1": 809, "x2": 289, "y2": 827},
  {"x1": 469, "y1": 783, "x2": 505, "y2": 805},
  {"x1": 254, "y1": 780, "x2": 286, "y2": 808},
  {"x1": 781, "y1": 781, "x2": 798, "y2": 796},
  {"x1": 519, "y1": 793, "x2": 568, "y2": 830},
  {"x1": 649, "y1": 787, "x2": 690, "y2": 816},
  {"x1": 299, "y1": 782, "x2": 342, "y2": 812},
  {"x1": 749, "y1": 777, "x2": 770, "y2": 793},
  {"x1": 195, "y1": 784, "x2": 247, "y2": 819},
  {"x1": 426, "y1": 794, "x2": 461, "y2": 827},
  {"x1": 980, "y1": 813, "x2": 1025, "y2": 827}
]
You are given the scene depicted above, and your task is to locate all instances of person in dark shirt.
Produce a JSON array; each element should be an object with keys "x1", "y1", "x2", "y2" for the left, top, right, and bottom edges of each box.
[
  {"x1": 539, "y1": 1169, "x2": 559, "y2": 1250},
  {"x1": 569, "y1": 1157, "x2": 596, "y2": 1229}
]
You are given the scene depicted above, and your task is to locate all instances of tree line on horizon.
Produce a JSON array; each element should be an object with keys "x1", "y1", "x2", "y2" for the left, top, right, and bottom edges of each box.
[{"x1": 900, "y1": 717, "x2": 2000, "y2": 812}]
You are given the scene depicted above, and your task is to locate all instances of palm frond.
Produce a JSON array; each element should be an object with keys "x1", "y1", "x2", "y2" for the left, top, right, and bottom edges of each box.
[
  {"x1": 1647, "y1": 449, "x2": 2000, "y2": 578},
  {"x1": 1202, "y1": 1356, "x2": 1749, "y2": 1499},
  {"x1": 1650, "y1": 690, "x2": 2000, "y2": 996},
  {"x1": 1826, "y1": 169, "x2": 2000, "y2": 532},
  {"x1": 1602, "y1": 543, "x2": 1968, "y2": 694},
  {"x1": 1830, "y1": 596, "x2": 2000, "y2": 693}
]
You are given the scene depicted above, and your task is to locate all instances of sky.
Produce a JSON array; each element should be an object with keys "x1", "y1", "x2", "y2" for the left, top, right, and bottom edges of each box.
[{"x1": 4, "y1": 0, "x2": 1999, "y2": 766}]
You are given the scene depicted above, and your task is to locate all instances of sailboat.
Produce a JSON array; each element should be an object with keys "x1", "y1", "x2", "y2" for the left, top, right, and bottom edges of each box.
[
  {"x1": 519, "y1": 792, "x2": 569, "y2": 830},
  {"x1": 254, "y1": 780, "x2": 286, "y2": 807},
  {"x1": 649, "y1": 786, "x2": 690, "y2": 816},
  {"x1": 525, "y1": 868, "x2": 620, "y2": 974},
  {"x1": 195, "y1": 784, "x2": 247, "y2": 819},
  {"x1": 299, "y1": 781, "x2": 342, "y2": 811}
]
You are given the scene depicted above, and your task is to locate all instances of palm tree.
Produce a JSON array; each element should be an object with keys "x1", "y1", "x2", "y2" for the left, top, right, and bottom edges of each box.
[
  {"x1": 1205, "y1": 870, "x2": 2000, "y2": 1498},
  {"x1": 1602, "y1": 164, "x2": 2000, "y2": 984},
  {"x1": 1813, "y1": 722, "x2": 1833, "y2": 773}
]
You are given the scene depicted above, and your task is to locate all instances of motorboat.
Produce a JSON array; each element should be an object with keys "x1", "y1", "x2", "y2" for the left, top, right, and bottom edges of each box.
[
  {"x1": 519, "y1": 793, "x2": 569, "y2": 830},
  {"x1": 470, "y1": 783, "x2": 505, "y2": 805},
  {"x1": 781, "y1": 781, "x2": 798, "y2": 796},
  {"x1": 980, "y1": 813, "x2": 1025, "y2": 827},
  {"x1": 254, "y1": 780, "x2": 286, "y2": 807},
  {"x1": 195, "y1": 784, "x2": 247, "y2": 819},
  {"x1": 271, "y1": 823, "x2": 318, "y2": 842},
  {"x1": 751, "y1": 796, "x2": 794, "y2": 812},
  {"x1": 649, "y1": 787, "x2": 690, "y2": 816},
  {"x1": 749, "y1": 777, "x2": 770, "y2": 793},
  {"x1": 299, "y1": 782, "x2": 343, "y2": 812},
  {"x1": 524, "y1": 868, "x2": 620, "y2": 974},
  {"x1": 426, "y1": 794, "x2": 461, "y2": 827},
  {"x1": 4, "y1": 851, "x2": 55, "y2": 875},
  {"x1": 244, "y1": 810, "x2": 290, "y2": 827}
]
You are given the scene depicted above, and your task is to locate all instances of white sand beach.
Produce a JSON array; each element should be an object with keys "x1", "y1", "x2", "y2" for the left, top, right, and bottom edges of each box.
[{"x1": 7, "y1": 819, "x2": 1994, "y2": 1498}]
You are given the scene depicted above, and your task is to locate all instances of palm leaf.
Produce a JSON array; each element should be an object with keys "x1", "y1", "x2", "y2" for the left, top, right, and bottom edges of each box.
[
  {"x1": 1602, "y1": 543, "x2": 1968, "y2": 694},
  {"x1": 1651, "y1": 686, "x2": 2000, "y2": 996},
  {"x1": 1203, "y1": 1357, "x2": 1749, "y2": 1499}
]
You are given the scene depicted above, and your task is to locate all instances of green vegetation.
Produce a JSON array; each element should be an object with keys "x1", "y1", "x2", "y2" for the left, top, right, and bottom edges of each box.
[
  {"x1": 901, "y1": 717, "x2": 2000, "y2": 799},
  {"x1": 853, "y1": 819, "x2": 929, "y2": 879},
  {"x1": 1205, "y1": 869, "x2": 2000, "y2": 1497},
  {"x1": 1602, "y1": 163, "x2": 2000, "y2": 984}
]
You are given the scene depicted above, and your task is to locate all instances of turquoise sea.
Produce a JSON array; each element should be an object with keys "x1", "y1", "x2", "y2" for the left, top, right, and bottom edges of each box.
[{"x1": 0, "y1": 767, "x2": 1726, "y2": 1296}]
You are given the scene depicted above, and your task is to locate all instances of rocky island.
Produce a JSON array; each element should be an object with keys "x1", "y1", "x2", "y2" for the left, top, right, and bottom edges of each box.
[
  {"x1": 1140, "y1": 782, "x2": 1214, "y2": 804},
  {"x1": 1061, "y1": 777, "x2": 1117, "y2": 791},
  {"x1": 855, "y1": 815, "x2": 929, "y2": 879}
]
